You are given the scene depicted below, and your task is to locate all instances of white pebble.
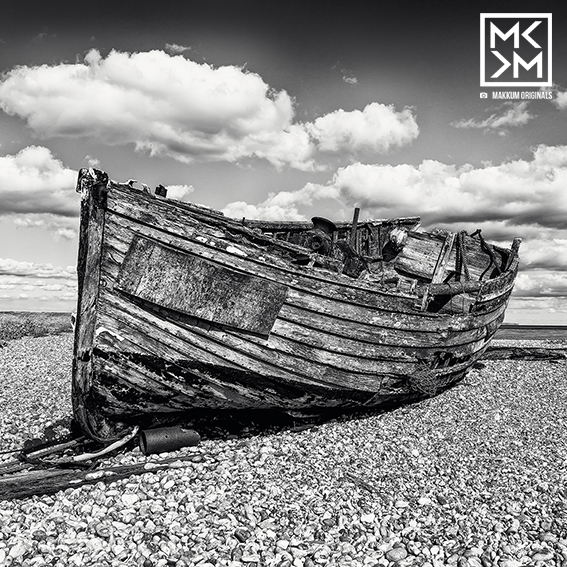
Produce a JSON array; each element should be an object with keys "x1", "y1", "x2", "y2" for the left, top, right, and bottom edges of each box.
[
  {"x1": 121, "y1": 494, "x2": 140, "y2": 507},
  {"x1": 9, "y1": 541, "x2": 29, "y2": 559}
]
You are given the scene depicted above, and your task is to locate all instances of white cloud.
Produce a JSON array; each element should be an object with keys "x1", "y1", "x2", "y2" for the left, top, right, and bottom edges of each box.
[
  {"x1": 221, "y1": 145, "x2": 567, "y2": 233},
  {"x1": 165, "y1": 43, "x2": 192, "y2": 55},
  {"x1": 0, "y1": 50, "x2": 418, "y2": 171},
  {"x1": 165, "y1": 184, "x2": 194, "y2": 201},
  {"x1": 225, "y1": 123, "x2": 321, "y2": 171},
  {"x1": 223, "y1": 182, "x2": 340, "y2": 221},
  {"x1": 324, "y1": 144, "x2": 567, "y2": 229},
  {"x1": 0, "y1": 146, "x2": 78, "y2": 216},
  {"x1": 41, "y1": 283, "x2": 64, "y2": 291},
  {"x1": 308, "y1": 103, "x2": 419, "y2": 155},
  {"x1": 12, "y1": 213, "x2": 79, "y2": 240},
  {"x1": 342, "y1": 75, "x2": 358, "y2": 85},
  {"x1": 85, "y1": 155, "x2": 101, "y2": 168},
  {"x1": 514, "y1": 270, "x2": 567, "y2": 298},
  {"x1": 0, "y1": 259, "x2": 77, "y2": 309},
  {"x1": 451, "y1": 102, "x2": 533, "y2": 131},
  {"x1": 520, "y1": 239, "x2": 567, "y2": 271},
  {"x1": 555, "y1": 90, "x2": 567, "y2": 110},
  {"x1": 0, "y1": 257, "x2": 76, "y2": 279},
  {"x1": 0, "y1": 49, "x2": 308, "y2": 168},
  {"x1": 38, "y1": 292, "x2": 76, "y2": 302}
]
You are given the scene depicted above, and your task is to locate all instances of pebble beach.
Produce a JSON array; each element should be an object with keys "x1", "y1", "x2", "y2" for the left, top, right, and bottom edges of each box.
[{"x1": 0, "y1": 332, "x2": 566, "y2": 567}]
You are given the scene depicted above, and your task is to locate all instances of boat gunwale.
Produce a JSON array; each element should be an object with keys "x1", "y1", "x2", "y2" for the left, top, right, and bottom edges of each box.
[
  {"x1": 100, "y1": 226, "x2": 515, "y2": 339},
  {"x1": 102, "y1": 203, "x2": 518, "y2": 318}
]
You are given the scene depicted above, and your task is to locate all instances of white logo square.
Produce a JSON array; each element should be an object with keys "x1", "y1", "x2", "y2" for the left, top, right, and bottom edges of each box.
[{"x1": 480, "y1": 13, "x2": 552, "y2": 87}]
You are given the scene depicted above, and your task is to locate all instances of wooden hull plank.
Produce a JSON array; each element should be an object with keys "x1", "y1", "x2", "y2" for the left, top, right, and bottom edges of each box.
[{"x1": 101, "y1": 212, "x2": 515, "y2": 332}]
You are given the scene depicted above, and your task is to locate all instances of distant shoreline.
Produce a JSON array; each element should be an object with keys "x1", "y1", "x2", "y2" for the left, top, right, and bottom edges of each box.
[{"x1": 500, "y1": 323, "x2": 567, "y2": 330}]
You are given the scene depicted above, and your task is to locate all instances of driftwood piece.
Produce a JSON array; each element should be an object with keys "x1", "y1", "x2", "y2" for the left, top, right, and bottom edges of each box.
[
  {"x1": 0, "y1": 438, "x2": 85, "y2": 475},
  {"x1": 0, "y1": 454, "x2": 204, "y2": 501},
  {"x1": 483, "y1": 346, "x2": 567, "y2": 361}
]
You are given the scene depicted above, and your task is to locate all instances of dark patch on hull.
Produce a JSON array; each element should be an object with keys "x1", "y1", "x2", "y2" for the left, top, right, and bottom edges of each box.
[{"x1": 85, "y1": 348, "x2": 468, "y2": 438}]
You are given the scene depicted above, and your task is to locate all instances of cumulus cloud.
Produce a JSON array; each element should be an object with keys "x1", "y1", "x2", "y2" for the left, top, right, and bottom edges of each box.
[
  {"x1": 451, "y1": 102, "x2": 533, "y2": 132},
  {"x1": 514, "y1": 271, "x2": 567, "y2": 298},
  {"x1": 308, "y1": 103, "x2": 419, "y2": 156},
  {"x1": 323, "y1": 144, "x2": 567, "y2": 231},
  {"x1": 0, "y1": 49, "x2": 303, "y2": 167},
  {"x1": 223, "y1": 182, "x2": 340, "y2": 221},
  {"x1": 0, "y1": 257, "x2": 76, "y2": 279},
  {"x1": 0, "y1": 49, "x2": 418, "y2": 170},
  {"x1": 220, "y1": 144, "x2": 567, "y2": 234},
  {"x1": 0, "y1": 258, "x2": 77, "y2": 309},
  {"x1": 165, "y1": 184, "x2": 194, "y2": 201},
  {"x1": 13, "y1": 213, "x2": 79, "y2": 240},
  {"x1": 0, "y1": 146, "x2": 77, "y2": 217},
  {"x1": 520, "y1": 239, "x2": 567, "y2": 271}
]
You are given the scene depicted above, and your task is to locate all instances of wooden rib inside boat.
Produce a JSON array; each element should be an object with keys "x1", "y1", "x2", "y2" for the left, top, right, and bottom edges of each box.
[{"x1": 72, "y1": 168, "x2": 521, "y2": 442}]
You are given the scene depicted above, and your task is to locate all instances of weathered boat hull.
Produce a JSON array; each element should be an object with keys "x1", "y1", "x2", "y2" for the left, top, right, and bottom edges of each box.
[{"x1": 72, "y1": 170, "x2": 520, "y2": 442}]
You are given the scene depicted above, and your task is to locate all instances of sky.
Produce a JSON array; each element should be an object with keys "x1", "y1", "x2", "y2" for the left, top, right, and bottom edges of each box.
[{"x1": 0, "y1": 1, "x2": 566, "y2": 324}]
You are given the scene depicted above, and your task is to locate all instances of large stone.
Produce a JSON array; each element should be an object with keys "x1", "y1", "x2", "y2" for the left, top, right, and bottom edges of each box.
[
  {"x1": 386, "y1": 546, "x2": 408, "y2": 562},
  {"x1": 531, "y1": 551, "x2": 554, "y2": 561}
]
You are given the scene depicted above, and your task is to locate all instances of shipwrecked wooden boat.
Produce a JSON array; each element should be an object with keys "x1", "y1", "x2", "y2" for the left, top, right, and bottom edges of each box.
[{"x1": 73, "y1": 168, "x2": 521, "y2": 442}]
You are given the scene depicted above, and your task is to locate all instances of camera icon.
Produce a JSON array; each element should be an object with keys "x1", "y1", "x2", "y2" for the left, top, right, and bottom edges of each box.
[{"x1": 480, "y1": 92, "x2": 488, "y2": 99}]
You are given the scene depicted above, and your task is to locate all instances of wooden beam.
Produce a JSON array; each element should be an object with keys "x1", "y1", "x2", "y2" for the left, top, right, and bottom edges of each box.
[
  {"x1": 431, "y1": 232, "x2": 456, "y2": 284},
  {"x1": 350, "y1": 207, "x2": 360, "y2": 248},
  {"x1": 72, "y1": 179, "x2": 109, "y2": 442}
]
